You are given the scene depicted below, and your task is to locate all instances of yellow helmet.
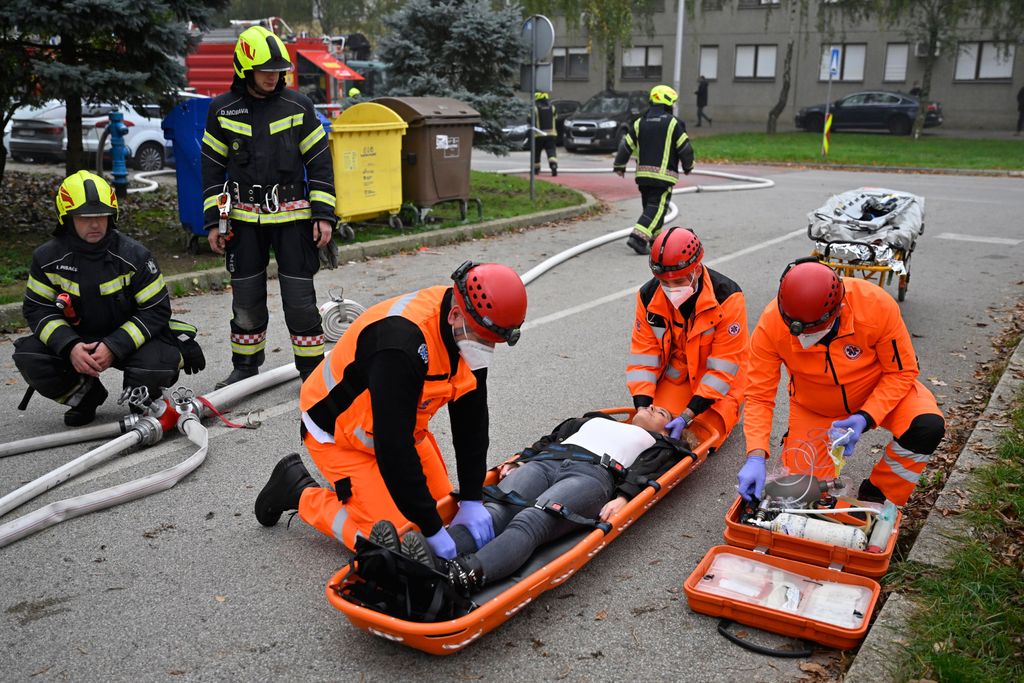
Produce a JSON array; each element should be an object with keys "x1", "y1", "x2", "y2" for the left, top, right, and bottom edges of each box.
[
  {"x1": 348, "y1": 87, "x2": 361, "y2": 97},
  {"x1": 534, "y1": 91, "x2": 550, "y2": 100},
  {"x1": 55, "y1": 171, "x2": 118, "y2": 226},
  {"x1": 649, "y1": 85, "x2": 678, "y2": 106},
  {"x1": 233, "y1": 26, "x2": 292, "y2": 78}
]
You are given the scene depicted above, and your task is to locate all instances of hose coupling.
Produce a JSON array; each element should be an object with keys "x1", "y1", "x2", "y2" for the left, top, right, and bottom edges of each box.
[{"x1": 131, "y1": 416, "x2": 164, "y2": 447}]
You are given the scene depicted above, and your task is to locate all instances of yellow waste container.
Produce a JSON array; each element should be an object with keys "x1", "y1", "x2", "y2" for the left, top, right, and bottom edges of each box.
[{"x1": 330, "y1": 102, "x2": 408, "y2": 228}]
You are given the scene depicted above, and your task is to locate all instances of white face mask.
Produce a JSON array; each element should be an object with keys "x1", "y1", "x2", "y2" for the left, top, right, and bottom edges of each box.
[
  {"x1": 661, "y1": 284, "x2": 696, "y2": 308},
  {"x1": 797, "y1": 321, "x2": 835, "y2": 349},
  {"x1": 454, "y1": 320, "x2": 495, "y2": 370}
]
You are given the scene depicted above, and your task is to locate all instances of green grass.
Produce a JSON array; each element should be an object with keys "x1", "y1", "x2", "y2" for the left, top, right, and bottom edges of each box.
[
  {"x1": 697, "y1": 132, "x2": 1024, "y2": 170},
  {"x1": 887, "y1": 388, "x2": 1024, "y2": 681}
]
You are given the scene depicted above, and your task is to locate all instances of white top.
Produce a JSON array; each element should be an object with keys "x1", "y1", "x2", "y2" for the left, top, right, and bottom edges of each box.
[{"x1": 561, "y1": 419, "x2": 655, "y2": 469}]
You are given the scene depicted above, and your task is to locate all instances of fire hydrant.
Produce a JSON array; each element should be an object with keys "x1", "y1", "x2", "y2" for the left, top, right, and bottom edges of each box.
[{"x1": 107, "y1": 111, "x2": 130, "y2": 200}]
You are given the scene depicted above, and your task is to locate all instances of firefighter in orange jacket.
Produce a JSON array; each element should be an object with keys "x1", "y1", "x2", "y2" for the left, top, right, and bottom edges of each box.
[
  {"x1": 628, "y1": 228, "x2": 748, "y2": 451},
  {"x1": 253, "y1": 262, "x2": 528, "y2": 560},
  {"x1": 737, "y1": 259, "x2": 945, "y2": 507}
]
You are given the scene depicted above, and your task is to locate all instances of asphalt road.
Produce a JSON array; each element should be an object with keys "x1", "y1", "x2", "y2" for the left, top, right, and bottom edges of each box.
[{"x1": 1, "y1": 166, "x2": 1022, "y2": 681}]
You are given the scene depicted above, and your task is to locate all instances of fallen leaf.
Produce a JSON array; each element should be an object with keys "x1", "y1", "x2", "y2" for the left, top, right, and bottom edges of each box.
[
  {"x1": 214, "y1": 595, "x2": 227, "y2": 603},
  {"x1": 594, "y1": 610, "x2": 607, "y2": 621},
  {"x1": 799, "y1": 662, "x2": 826, "y2": 673}
]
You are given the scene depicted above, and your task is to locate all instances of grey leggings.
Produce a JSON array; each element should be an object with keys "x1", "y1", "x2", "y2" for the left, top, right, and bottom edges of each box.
[{"x1": 450, "y1": 460, "x2": 615, "y2": 582}]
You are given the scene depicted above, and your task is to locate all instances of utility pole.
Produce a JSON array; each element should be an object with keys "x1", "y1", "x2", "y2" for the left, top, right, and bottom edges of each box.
[{"x1": 673, "y1": 0, "x2": 685, "y2": 115}]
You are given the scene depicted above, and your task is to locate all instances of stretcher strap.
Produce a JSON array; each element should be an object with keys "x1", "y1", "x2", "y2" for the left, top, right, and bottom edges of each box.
[
  {"x1": 482, "y1": 486, "x2": 612, "y2": 534},
  {"x1": 513, "y1": 444, "x2": 662, "y2": 492}
]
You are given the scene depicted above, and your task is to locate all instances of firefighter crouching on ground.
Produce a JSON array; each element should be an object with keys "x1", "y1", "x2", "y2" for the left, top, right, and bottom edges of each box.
[
  {"x1": 254, "y1": 262, "x2": 528, "y2": 560},
  {"x1": 13, "y1": 172, "x2": 205, "y2": 426},
  {"x1": 737, "y1": 259, "x2": 945, "y2": 507},
  {"x1": 532, "y1": 91, "x2": 558, "y2": 177},
  {"x1": 627, "y1": 227, "x2": 748, "y2": 452},
  {"x1": 201, "y1": 25, "x2": 336, "y2": 388},
  {"x1": 613, "y1": 85, "x2": 694, "y2": 256}
]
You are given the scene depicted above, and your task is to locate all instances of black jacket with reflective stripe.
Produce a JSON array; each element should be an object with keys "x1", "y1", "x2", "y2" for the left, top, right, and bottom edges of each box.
[{"x1": 613, "y1": 103, "x2": 694, "y2": 186}]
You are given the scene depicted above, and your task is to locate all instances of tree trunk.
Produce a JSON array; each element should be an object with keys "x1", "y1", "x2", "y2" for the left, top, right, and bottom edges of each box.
[
  {"x1": 912, "y1": 47, "x2": 937, "y2": 139},
  {"x1": 604, "y1": 38, "x2": 616, "y2": 91},
  {"x1": 61, "y1": 33, "x2": 84, "y2": 174},
  {"x1": 767, "y1": 41, "x2": 794, "y2": 134}
]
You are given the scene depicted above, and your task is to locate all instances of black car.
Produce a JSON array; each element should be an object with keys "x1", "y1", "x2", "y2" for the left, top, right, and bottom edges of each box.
[
  {"x1": 502, "y1": 98, "x2": 582, "y2": 149},
  {"x1": 563, "y1": 90, "x2": 648, "y2": 152},
  {"x1": 795, "y1": 90, "x2": 943, "y2": 136}
]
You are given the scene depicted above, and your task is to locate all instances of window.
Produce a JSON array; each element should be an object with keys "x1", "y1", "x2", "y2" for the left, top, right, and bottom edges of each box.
[
  {"x1": 819, "y1": 44, "x2": 866, "y2": 81},
  {"x1": 734, "y1": 45, "x2": 776, "y2": 79},
  {"x1": 553, "y1": 47, "x2": 591, "y2": 80},
  {"x1": 621, "y1": 46, "x2": 663, "y2": 80},
  {"x1": 955, "y1": 42, "x2": 1015, "y2": 81},
  {"x1": 738, "y1": 0, "x2": 779, "y2": 7},
  {"x1": 884, "y1": 43, "x2": 908, "y2": 82},
  {"x1": 700, "y1": 46, "x2": 718, "y2": 80}
]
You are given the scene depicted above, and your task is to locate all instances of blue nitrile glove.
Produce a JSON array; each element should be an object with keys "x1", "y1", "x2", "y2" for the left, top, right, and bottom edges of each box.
[
  {"x1": 425, "y1": 528, "x2": 457, "y2": 560},
  {"x1": 450, "y1": 500, "x2": 494, "y2": 549},
  {"x1": 737, "y1": 454, "x2": 767, "y2": 501},
  {"x1": 831, "y1": 413, "x2": 868, "y2": 456},
  {"x1": 666, "y1": 415, "x2": 689, "y2": 441}
]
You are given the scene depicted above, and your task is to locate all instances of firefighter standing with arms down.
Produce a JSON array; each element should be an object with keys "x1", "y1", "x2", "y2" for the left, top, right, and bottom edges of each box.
[
  {"x1": 627, "y1": 227, "x2": 748, "y2": 452},
  {"x1": 13, "y1": 171, "x2": 205, "y2": 426},
  {"x1": 737, "y1": 259, "x2": 945, "y2": 508},
  {"x1": 201, "y1": 26, "x2": 336, "y2": 387},
  {"x1": 613, "y1": 85, "x2": 694, "y2": 255},
  {"x1": 253, "y1": 262, "x2": 528, "y2": 560},
  {"x1": 532, "y1": 91, "x2": 558, "y2": 177}
]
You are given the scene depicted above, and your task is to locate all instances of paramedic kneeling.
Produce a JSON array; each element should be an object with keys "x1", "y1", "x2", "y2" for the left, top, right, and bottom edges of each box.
[
  {"x1": 253, "y1": 262, "x2": 528, "y2": 559},
  {"x1": 737, "y1": 259, "x2": 945, "y2": 507},
  {"x1": 375, "y1": 405, "x2": 689, "y2": 595},
  {"x1": 628, "y1": 227, "x2": 748, "y2": 451}
]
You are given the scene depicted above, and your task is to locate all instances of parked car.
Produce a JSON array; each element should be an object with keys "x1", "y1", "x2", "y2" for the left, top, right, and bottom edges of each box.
[
  {"x1": 795, "y1": 91, "x2": 943, "y2": 136},
  {"x1": 562, "y1": 90, "x2": 648, "y2": 152},
  {"x1": 79, "y1": 103, "x2": 170, "y2": 171},
  {"x1": 9, "y1": 101, "x2": 66, "y2": 162},
  {"x1": 501, "y1": 98, "x2": 582, "y2": 149}
]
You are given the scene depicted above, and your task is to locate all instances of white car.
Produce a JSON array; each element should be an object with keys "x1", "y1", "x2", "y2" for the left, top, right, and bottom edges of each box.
[{"x1": 78, "y1": 103, "x2": 170, "y2": 171}]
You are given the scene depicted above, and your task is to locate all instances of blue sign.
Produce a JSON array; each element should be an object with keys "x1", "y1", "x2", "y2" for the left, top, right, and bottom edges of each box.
[{"x1": 829, "y1": 47, "x2": 841, "y2": 78}]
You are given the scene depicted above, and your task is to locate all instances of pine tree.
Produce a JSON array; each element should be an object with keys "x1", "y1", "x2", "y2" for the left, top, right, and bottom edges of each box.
[
  {"x1": 378, "y1": 0, "x2": 528, "y2": 154},
  {"x1": 0, "y1": 0, "x2": 229, "y2": 177}
]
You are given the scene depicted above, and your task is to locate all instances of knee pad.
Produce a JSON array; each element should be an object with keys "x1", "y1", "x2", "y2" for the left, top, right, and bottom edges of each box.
[
  {"x1": 896, "y1": 413, "x2": 945, "y2": 455},
  {"x1": 279, "y1": 273, "x2": 320, "y2": 332},
  {"x1": 231, "y1": 274, "x2": 269, "y2": 330}
]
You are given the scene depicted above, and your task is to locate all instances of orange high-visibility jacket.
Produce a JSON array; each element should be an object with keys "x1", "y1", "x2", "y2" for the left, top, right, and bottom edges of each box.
[
  {"x1": 300, "y1": 286, "x2": 478, "y2": 453},
  {"x1": 627, "y1": 268, "x2": 748, "y2": 423},
  {"x1": 745, "y1": 277, "x2": 920, "y2": 456}
]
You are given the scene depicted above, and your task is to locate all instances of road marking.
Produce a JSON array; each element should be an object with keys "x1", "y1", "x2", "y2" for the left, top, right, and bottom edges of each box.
[
  {"x1": 934, "y1": 233, "x2": 1022, "y2": 246},
  {"x1": 523, "y1": 228, "x2": 806, "y2": 331}
]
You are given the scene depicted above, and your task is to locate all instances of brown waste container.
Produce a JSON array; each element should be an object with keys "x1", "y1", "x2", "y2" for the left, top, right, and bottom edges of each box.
[{"x1": 373, "y1": 97, "x2": 481, "y2": 211}]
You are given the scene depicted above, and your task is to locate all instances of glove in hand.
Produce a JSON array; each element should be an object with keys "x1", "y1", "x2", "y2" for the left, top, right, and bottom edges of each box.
[
  {"x1": 425, "y1": 528, "x2": 457, "y2": 560},
  {"x1": 318, "y1": 240, "x2": 339, "y2": 270},
  {"x1": 180, "y1": 339, "x2": 206, "y2": 375},
  {"x1": 737, "y1": 454, "x2": 767, "y2": 501},
  {"x1": 450, "y1": 500, "x2": 494, "y2": 550},
  {"x1": 831, "y1": 414, "x2": 868, "y2": 456},
  {"x1": 666, "y1": 415, "x2": 689, "y2": 440}
]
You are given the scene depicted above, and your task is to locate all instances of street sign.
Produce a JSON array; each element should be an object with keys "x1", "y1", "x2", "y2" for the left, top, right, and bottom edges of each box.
[
  {"x1": 522, "y1": 15, "x2": 554, "y2": 62},
  {"x1": 520, "y1": 63, "x2": 553, "y2": 93},
  {"x1": 829, "y1": 47, "x2": 840, "y2": 78}
]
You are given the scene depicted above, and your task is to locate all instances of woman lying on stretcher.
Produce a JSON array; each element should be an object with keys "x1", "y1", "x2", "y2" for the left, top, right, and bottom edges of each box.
[{"x1": 366, "y1": 405, "x2": 693, "y2": 599}]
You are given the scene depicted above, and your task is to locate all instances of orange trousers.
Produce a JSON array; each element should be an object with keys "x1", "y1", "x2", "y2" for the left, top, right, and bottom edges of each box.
[
  {"x1": 780, "y1": 379, "x2": 942, "y2": 506},
  {"x1": 297, "y1": 431, "x2": 452, "y2": 551},
  {"x1": 653, "y1": 381, "x2": 738, "y2": 450}
]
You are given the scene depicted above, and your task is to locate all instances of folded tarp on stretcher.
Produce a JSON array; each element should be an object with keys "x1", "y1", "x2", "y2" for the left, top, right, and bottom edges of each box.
[
  {"x1": 325, "y1": 410, "x2": 718, "y2": 655},
  {"x1": 807, "y1": 188, "x2": 925, "y2": 271}
]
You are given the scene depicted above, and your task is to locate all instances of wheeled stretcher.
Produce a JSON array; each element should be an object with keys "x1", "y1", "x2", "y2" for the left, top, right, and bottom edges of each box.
[{"x1": 325, "y1": 408, "x2": 718, "y2": 655}]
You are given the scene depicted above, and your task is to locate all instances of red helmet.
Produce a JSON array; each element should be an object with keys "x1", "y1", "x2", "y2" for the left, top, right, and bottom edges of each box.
[
  {"x1": 777, "y1": 259, "x2": 845, "y2": 334},
  {"x1": 451, "y1": 261, "x2": 528, "y2": 345},
  {"x1": 649, "y1": 227, "x2": 703, "y2": 281}
]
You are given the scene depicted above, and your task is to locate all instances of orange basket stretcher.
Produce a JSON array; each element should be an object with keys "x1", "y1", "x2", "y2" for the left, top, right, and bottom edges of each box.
[{"x1": 325, "y1": 408, "x2": 719, "y2": 655}]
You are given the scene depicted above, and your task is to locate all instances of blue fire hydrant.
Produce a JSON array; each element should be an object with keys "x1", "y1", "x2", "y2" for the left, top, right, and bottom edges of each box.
[{"x1": 107, "y1": 111, "x2": 130, "y2": 199}]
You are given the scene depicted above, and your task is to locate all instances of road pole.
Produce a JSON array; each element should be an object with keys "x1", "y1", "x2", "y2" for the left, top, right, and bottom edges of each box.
[
  {"x1": 529, "y1": 18, "x2": 537, "y2": 202},
  {"x1": 673, "y1": 0, "x2": 685, "y2": 116}
]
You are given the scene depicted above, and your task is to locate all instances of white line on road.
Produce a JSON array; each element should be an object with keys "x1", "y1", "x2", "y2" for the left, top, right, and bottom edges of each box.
[{"x1": 934, "y1": 232, "x2": 1022, "y2": 246}]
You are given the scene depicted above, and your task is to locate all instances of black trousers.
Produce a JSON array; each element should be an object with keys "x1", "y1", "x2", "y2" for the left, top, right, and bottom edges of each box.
[
  {"x1": 532, "y1": 136, "x2": 557, "y2": 171},
  {"x1": 633, "y1": 184, "x2": 674, "y2": 239},
  {"x1": 13, "y1": 334, "x2": 181, "y2": 406},
  {"x1": 225, "y1": 220, "x2": 324, "y2": 375}
]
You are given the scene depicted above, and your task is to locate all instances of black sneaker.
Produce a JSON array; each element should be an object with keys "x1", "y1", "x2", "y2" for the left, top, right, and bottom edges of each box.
[
  {"x1": 400, "y1": 530, "x2": 442, "y2": 572},
  {"x1": 627, "y1": 232, "x2": 651, "y2": 255},
  {"x1": 64, "y1": 383, "x2": 109, "y2": 427},
  {"x1": 445, "y1": 554, "x2": 486, "y2": 596},
  {"x1": 254, "y1": 453, "x2": 317, "y2": 527},
  {"x1": 368, "y1": 520, "x2": 401, "y2": 553},
  {"x1": 550, "y1": 166, "x2": 558, "y2": 177},
  {"x1": 215, "y1": 366, "x2": 258, "y2": 390}
]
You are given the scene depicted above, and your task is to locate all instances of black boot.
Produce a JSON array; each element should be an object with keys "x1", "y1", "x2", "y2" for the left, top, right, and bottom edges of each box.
[
  {"x1": 215, "y1": 366, "x2": 258, "y2": 390},
  {"x1": 550, "y1": 165, "x2": 558, "y2": 177},
  {"x1": 445, "y1": 554, "x2": 486, "y2": 596},
  {"x1": 400, "y1": 530, "x2": 442, "y2": 572},
  {"x1": 64, "y1": 383, "x2": 109, "y2": 427},
  {"x1": 627, "y1": 231, "x2": 651, "y2": 255},
  {"x1": 369, "y1": 520, "x2": 401, "y2": 552},
  {"x1": 254, "y1": 453, "x2": 317, "y2": 526},
  {"x1": 857, "y1": 478, "x2": 886, "y2": 504}
]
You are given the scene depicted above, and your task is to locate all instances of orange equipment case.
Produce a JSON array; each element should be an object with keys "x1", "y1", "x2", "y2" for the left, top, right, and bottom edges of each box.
[
  {"x1": 683, "y1": 545, "x2": 881, "y2": 651},
  {"x1": 326, "y1": 408, "x2": 718, "y2": 655},
  {"x1": 721, "y1": 496, "x2": 902, "y2": 578}
]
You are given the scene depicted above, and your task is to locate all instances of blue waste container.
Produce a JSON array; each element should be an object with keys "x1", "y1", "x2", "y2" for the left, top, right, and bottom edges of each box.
[{"x1": 162, "y1": 97, "x2": 212, "y2": 253}]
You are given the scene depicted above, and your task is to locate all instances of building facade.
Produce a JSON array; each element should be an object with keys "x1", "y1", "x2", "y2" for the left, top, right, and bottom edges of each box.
[{"x1": 546, "y1": 1, "x2": 1022, "y2": 130}]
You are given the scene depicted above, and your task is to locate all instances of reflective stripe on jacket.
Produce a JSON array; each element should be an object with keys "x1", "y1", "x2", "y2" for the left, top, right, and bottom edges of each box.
[
  {"x1": 744, "y1": 278, "x2": 921, "y2": 456},
  {"x1": 613, "y1": 103, "x2": 694, "y2": 185}
]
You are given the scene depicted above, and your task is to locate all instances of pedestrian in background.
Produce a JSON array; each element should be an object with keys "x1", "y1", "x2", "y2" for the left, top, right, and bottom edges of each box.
[
  {"x1": 695, "y1": 76, "x2": 712, "y2": 127},
  {"x1": 1016, "y1": 85, "x2": 1024, "y2": 135}
]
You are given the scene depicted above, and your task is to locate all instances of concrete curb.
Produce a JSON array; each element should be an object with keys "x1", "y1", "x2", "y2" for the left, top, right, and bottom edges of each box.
[
  {"x1": 708, "y1": 160, "x2": 1024, "y2": 179},
  {"x1": 0, "y1": 193, "x2": 598, "y2": 333},
  {"x1": 844, "y1": 335, "x2": 1024, "y2": 682}
]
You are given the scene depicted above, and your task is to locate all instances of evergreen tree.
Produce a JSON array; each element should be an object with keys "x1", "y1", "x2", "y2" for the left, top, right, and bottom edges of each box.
[
  {"x1": 378, "y1": 0, "x2": 528, "y2": 155},
  {"x1": 0, "y1": 0, "x2": 229, "y2": 177}
]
